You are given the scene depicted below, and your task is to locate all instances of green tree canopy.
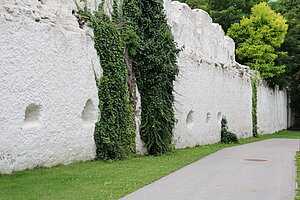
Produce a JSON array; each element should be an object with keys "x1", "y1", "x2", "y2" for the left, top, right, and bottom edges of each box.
[
  {"x1": 208, "y1": 0, "x2": 269, "y2": 32},
  {"x1": 180, "y1": 0, "x2": 209, "y2": 10},
  {"x1": 270, "y1": 0, "x2": 300, "y2": 119},
  {"x1": 227, "y1": 2, "x2": 288, "y2": 79},
  {"x1": 180, "y1": 0, "x2": 267, "y2": 32}
]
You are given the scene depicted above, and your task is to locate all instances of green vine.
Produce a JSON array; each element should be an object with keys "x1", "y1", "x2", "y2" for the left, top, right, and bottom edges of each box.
[
  {"x1": 124, "y1": 0, "x2": 180, "y2": 155},
  {"x1": 77, "y1": 2, "x2": 136, "y2": 160},
  {"x1": 77, "y1": 0, "x2": 180, "y2": 157},
  {"x1": 252, "y1": 78, "x2": 258, "y2": 137}
]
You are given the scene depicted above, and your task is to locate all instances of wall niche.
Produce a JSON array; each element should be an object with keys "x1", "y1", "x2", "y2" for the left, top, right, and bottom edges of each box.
[
  {"x1": 23, "y1": 104, "x2": 41, "y2": 128},
  {"x1": 81, "y1": 99, "x2": 96, "y2": 127},
  {"x1": 186, "y1": 110, "x2": 194, "y2": 129},
  {"x1": 206, "y1": 112, "x2": 211, "y2": 125}
]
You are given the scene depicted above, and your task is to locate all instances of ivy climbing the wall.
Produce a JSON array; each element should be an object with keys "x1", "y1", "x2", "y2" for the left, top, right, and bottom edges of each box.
[
  {"x1": 252, "y1": 78, "x2": 258, "y2": 137},
  {"x1": 77, "y1": 2, "x2": 136, "y2": 160},
  {"x1": 77, "y1": 0, "x2": 180, "y2": 157},
  {"x1": 124, "y1": 0, "x2": 180, "y2": 155}
]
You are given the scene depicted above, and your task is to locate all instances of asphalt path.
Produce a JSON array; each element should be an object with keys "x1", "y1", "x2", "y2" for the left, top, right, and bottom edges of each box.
[{"x1": 121, "y1": 139, "x2": 299, "y2": 200}]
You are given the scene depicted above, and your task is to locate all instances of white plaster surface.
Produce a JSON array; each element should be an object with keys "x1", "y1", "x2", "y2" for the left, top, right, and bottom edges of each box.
[
  {"x1": 0, "y1": 0, "x2": 101, "y2": 174},
  {"x1": 164, "y1": 0, "x2": 253, "y2": 148},
  {"x1": 257, "y1": 83, "x2": 288, "y2": 134},
  {"x1": 0, "y1": 0, "x2": 290, "y2": 173}
]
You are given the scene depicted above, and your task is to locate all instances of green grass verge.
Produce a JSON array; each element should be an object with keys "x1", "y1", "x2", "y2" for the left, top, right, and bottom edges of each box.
[
  {"x1": 0, "y1": 130, "x2": 299, "y2": 200},
  {"x1": 296, "y1": 151, "x2": 300, "y2": 200}
]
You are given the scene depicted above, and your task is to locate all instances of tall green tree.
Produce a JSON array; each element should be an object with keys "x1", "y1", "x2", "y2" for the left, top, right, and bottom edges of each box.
[
  {"x1": 180, "y1": 0, "x2": 267, "y2": 32},
  {"x1": 180, "y1": 0, "x2": 209, "y2": 10},
  {"x1": 208, "y1": 0, "x2": 268, "y2": 32},
  {"x1": 227, "y1": 2, "x2": 288, "y2": 79},
  {"x1": 270, "y1": 0, "x2": 300, "y2": 122}
]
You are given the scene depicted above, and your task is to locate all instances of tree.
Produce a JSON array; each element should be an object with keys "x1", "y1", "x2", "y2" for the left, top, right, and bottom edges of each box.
[
  {"x1": 208, "y1": 0, "x2": 268, "y2": 32},
  {"x1": 269, "y1": 0, "x2": 300, "y2": 123},
  {"x1": 180, "y1": 0, "x2": 209, "y2": 10},
  {"x1": 227, "y1": 2, "x2": 288, "y2": 79},
  {"x1": 180, "y1": 0, "x2": 267, "y2": 32}
]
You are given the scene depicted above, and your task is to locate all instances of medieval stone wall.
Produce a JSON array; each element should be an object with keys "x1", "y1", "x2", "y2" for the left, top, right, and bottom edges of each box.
[
  {"x1": 0, "y1": 0, "x2": 289, "y2": 173},
  {"x1": 257, "y1": 83, "x2": 288, "y2": 134},
  {"x1": 165, "y1": 0, "x2": 289, "y2": 149},
  {"x1": 0, "y1": 0, "x2": 101, "y2": 174},
  {"x1": 164, "y1": 0, "x2": 254, "y2": 148}
]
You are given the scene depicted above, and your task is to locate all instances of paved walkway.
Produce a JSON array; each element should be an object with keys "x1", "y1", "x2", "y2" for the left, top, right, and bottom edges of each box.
[{"x1": 121, "y1": 139, "x2": 299, "y2": 200}]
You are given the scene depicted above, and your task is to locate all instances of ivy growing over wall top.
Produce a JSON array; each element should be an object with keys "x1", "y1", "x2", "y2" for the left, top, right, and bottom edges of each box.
[
  {"x1": 125, "y1": 0, "x2": 181, "y2": 155},
  {"x1": 77, "y1": 0, "x2": 180, "y2": 157},
  {"x1": 77, "y1": 2, "x2": 136, "y2": 160}
]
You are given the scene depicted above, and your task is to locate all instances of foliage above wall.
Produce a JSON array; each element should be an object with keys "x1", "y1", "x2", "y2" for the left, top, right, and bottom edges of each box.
[
  {"x1": 227, "y1": 2, "x2": 288, "y2": 79},
  {"x1": 269, "y1": 0, "x2": 300, "y2": 122},
  {"x1": 180, "y1": 0, "x2": 293, "y2": 83},
  {"x1": 180, "y1": 0, "x2": 268, "y2": 33}
]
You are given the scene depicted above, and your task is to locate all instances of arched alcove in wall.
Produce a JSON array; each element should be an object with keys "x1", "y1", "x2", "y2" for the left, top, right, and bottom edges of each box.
[
  {"x1": 81, "y1": 99, "x2": 96, "y2": 126},
  {"x1": 186, "y1": 110, "x2": 194, "y2": 129},
  {"x1": 23, "y1": 104, "x2": 41, "y2": 128}
]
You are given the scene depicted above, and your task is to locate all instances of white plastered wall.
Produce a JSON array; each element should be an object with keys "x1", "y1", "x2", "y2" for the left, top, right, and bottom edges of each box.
[
  {"x1": 0, "y1": 0, "x2": 290, "y2": 173},
  {"x1": 0, "y1": 0, "x2": 101, "y2": 174},
  {"x1": 172, "y1": 60, "x2": 253, "y2": 148},
  {"x1": 257, "y1": 83, "x2": 288, "y2": 134},
  {"x1": 164, "y1": 0, "x2": 253, "y2": 148}
]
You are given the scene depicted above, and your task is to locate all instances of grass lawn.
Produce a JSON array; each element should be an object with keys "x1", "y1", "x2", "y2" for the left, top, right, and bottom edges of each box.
[{"x1": 0, "y1": 130, "x2": 299, "y2": 200}]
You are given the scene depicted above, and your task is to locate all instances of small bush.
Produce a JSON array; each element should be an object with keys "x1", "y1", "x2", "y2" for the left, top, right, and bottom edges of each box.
[{"x1": 221, "y1": 117, "x2": 238, "y2": 144}]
